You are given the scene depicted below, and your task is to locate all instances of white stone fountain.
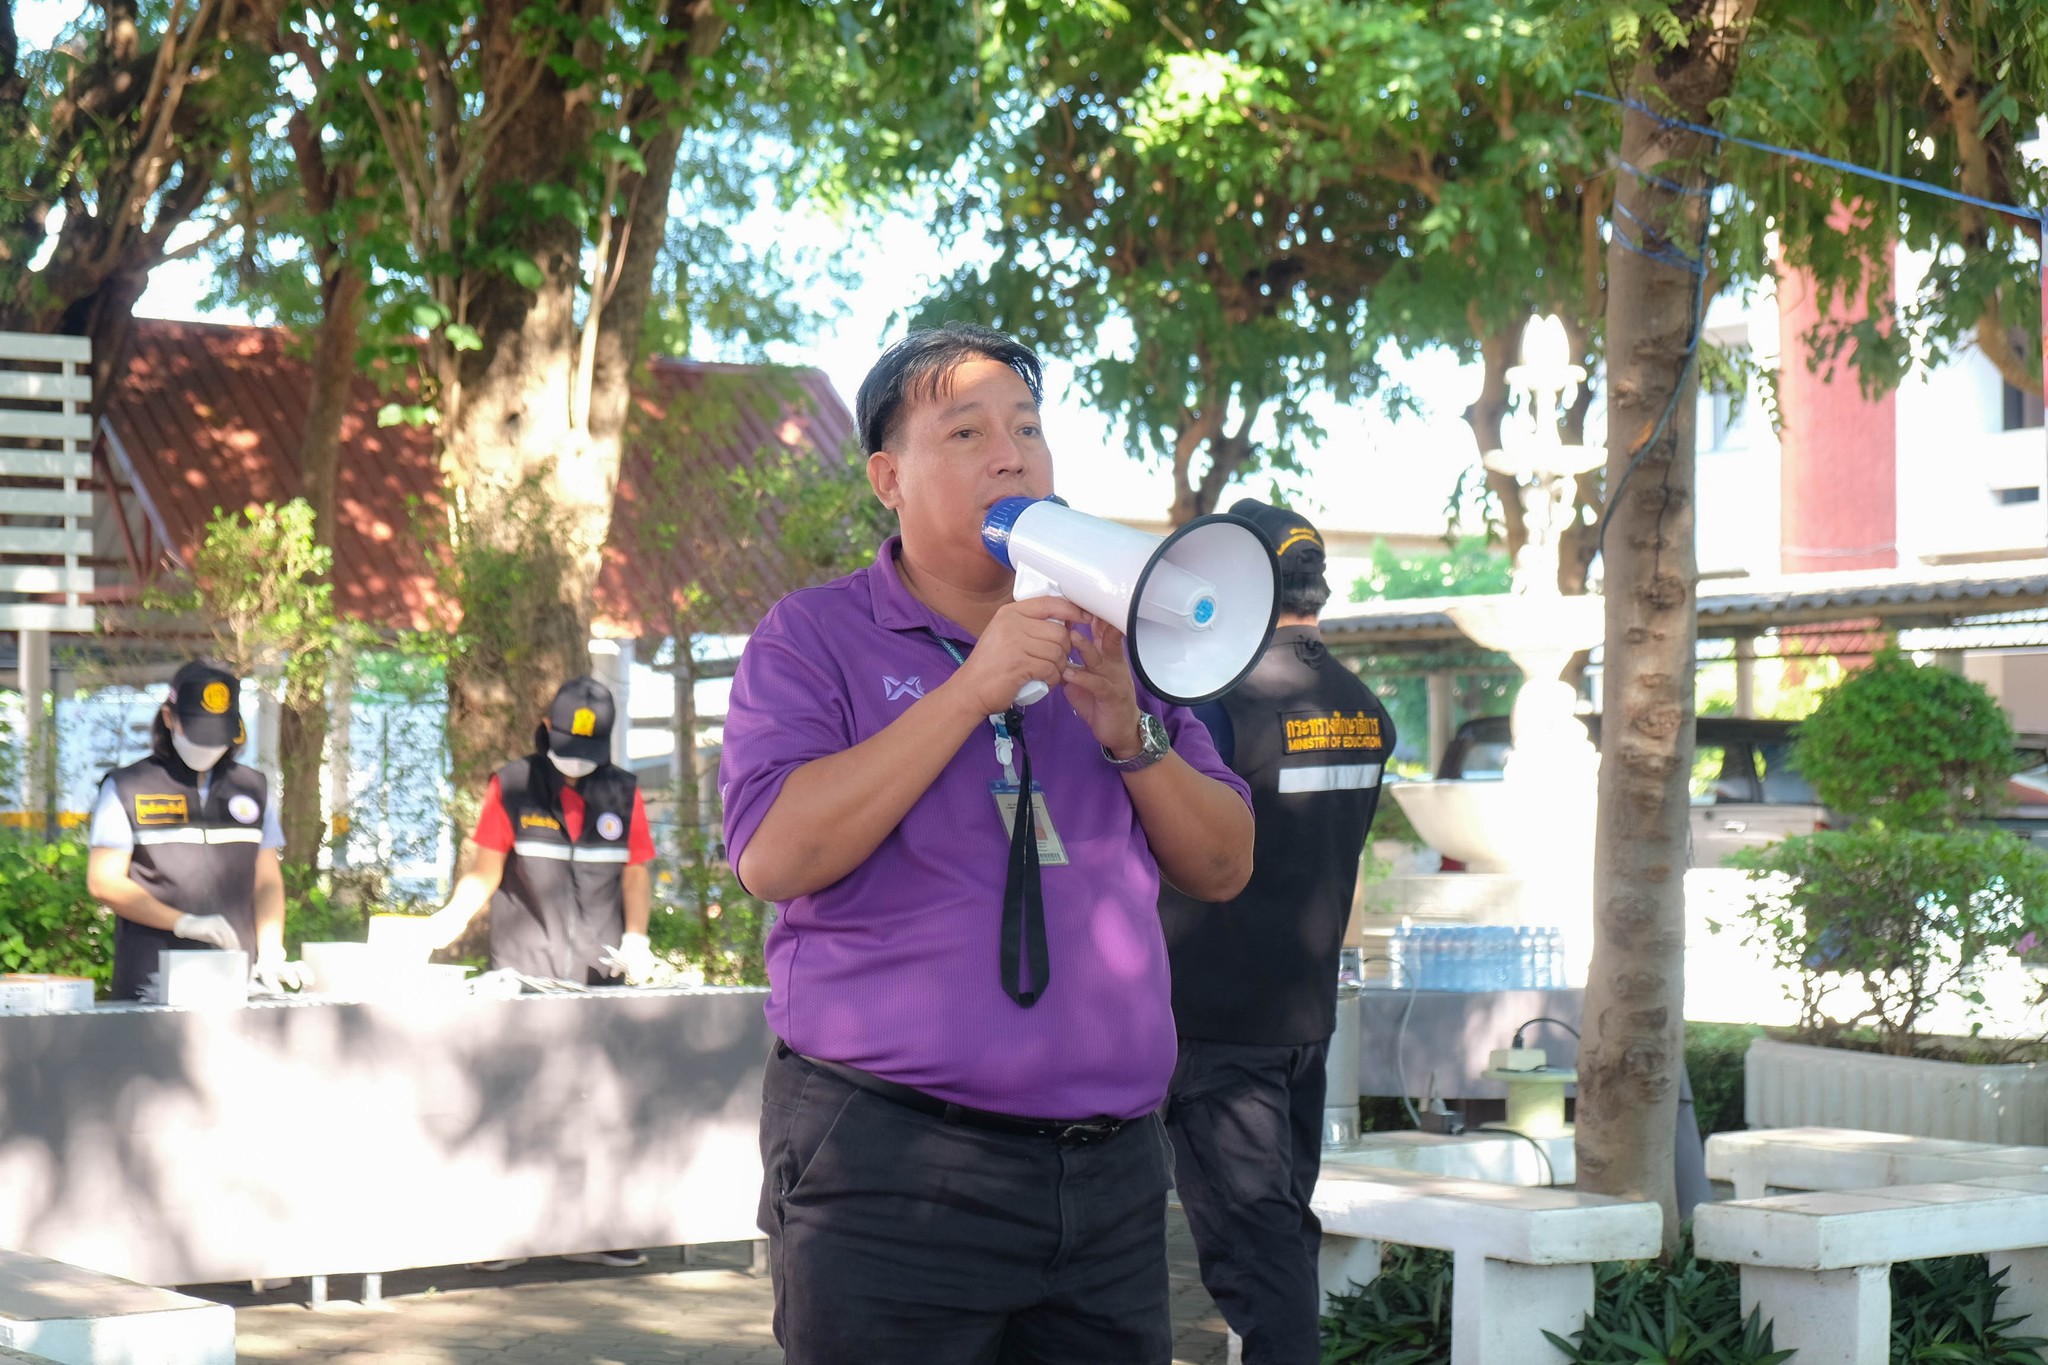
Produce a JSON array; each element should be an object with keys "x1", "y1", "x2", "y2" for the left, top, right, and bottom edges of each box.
[{"x1": 1386, "y1": 316, "x2": 1604, "y2": 972}]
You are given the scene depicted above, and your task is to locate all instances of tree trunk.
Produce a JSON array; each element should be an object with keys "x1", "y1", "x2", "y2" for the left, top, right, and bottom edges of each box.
[
  {"x1": 272, "y1": 261, "x2": 364, "y2": 871},
  {"x1": 276, "y1": 701, "x2": 326, "y2": 873},
  {"x1": 671, "y1": 644, "x2": 699, "y2": 856},
  {"x1": 1463, "y1": 321, "x2": 1527, "y2": 563},
  {"x1": 1579, "y1": 0, "x2": 1754, "y2": 1252},
  {"x1": 440, "y1": 20, "x2": 601, "y2": 800}
]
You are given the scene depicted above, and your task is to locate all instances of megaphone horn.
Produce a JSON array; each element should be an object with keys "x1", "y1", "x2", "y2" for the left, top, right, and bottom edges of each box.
[{"x1": 980, "y1": 496, "x2": 1281, "y2": 708}]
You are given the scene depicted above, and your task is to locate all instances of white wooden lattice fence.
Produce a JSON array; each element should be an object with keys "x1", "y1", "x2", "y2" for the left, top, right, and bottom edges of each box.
[{"x1": 0, "y1": 330, "x2": 95, "y2": 633}]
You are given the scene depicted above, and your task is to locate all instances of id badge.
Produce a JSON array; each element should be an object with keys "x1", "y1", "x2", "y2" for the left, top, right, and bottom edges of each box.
[{"x1": 989, "y1": 781, "x2": 1070, "y2": 866}]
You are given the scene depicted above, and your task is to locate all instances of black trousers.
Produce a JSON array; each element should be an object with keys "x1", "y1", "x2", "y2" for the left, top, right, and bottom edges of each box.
[
  {"x1": 1164, "y1": 1036, "x2": 1329, "y2": 1365},
  {"x1": 758, "y1": 1042, "x2": 1176, "y2": 1365}
]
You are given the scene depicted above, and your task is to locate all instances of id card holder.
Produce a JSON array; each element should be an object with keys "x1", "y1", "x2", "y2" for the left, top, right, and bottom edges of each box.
[{"x1": 989, "y1": 780, "x2": 1070, "y2": 866}]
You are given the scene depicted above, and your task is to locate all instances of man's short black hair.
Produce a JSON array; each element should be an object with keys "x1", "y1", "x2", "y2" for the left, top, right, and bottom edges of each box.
[{"x1": 856, "y1": 323, "x2": 1045, "y2": 456}]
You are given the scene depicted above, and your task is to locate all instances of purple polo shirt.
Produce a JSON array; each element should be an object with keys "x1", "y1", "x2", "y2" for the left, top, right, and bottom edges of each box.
[{"x1": 720, "y1": 537, "x2": 1251, "y2": 1120}]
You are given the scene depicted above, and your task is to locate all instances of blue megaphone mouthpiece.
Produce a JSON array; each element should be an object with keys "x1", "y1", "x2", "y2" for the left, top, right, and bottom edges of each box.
[{"x1": 980, "y1": 494, "x2": 1066, "y2": 568}]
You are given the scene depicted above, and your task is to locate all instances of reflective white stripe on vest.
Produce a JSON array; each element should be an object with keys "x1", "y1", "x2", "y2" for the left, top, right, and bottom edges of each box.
[
  {"x1": 509, "y1": 840, "x2": 629, "y2": 864},
  {"x1": 134, "y1": 827, "x2": 207, "y2": 846},
  {"x1": 133, "y1": 826, "x2": 264, "y2": 847},
  {"x1": 1277, "y1": 762, "x2": 1383, "y2": 794}
]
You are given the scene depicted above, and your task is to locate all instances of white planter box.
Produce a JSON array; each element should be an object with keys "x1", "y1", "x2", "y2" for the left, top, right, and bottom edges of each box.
[{"x1": 1745, "y1": 1036, "x2": 2048, "y2": 1144}]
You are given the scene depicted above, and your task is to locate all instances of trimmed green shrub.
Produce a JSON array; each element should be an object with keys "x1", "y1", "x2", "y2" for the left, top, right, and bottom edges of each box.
[
  {"x1": 1737, "y1": 826, "x2": 2048, "y2": 1051},
  {"x1": 1686, "y1": 1021, "x2": 1761, "y2": 1138},
  {"x1": 0, "y1": 828, "x2": 110, "y2": 993},
  {"x1": 1793, "y1": 648, "x2": 2015, "y2": 829}
]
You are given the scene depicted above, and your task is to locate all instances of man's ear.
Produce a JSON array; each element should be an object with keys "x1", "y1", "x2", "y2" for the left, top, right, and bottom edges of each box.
[{"x1": 867, "y1": 449, "x2": 902, "y2": 510}]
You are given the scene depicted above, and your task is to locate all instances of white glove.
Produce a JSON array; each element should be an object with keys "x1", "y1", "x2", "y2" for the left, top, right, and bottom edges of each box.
[
  {"x1": 251, "y1": 951, "x2": 309, "y2": 994},
  {"x1": 600, "y1": 932, "x2": 659, "y2": 985},
  {"x1": 173, "y1": 913, "x2": 241, "y2": 951}
]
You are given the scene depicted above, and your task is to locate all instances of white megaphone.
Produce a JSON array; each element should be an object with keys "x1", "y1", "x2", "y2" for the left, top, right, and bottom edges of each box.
[{"x1": 980, "y1": 495, "x2": 1280, "y2": 707}]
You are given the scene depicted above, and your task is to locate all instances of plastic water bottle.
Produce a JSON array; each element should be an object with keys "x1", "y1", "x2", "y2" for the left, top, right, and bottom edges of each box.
[
  {"x1": 1441, "y1": 929, "x2": 1474, "y2": 994},
  {"x1": 1388, "y1": 926, "x2": 1408, "y2": 990},
  {"x1": 1516, "y1": 927, "x2": 1538, "y2": 990},
  {"x1": 1543, "y1": 929, "x2": 1564, "y2": 989}
]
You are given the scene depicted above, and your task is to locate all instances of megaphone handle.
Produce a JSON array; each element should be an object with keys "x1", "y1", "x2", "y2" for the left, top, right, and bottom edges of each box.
[{"x1": 1010, "y1": 563, "x2": 1063, "y2": 708}]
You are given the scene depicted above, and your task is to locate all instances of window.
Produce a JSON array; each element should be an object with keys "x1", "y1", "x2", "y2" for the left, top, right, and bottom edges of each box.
[
  {"x1": 2002, "y1": 382, "x2": 2044, "y2": 431},
  {"x1": 1995, "y1": 485, "x2": 2043, "y2": 506},
  {"x1": 1689, "y1": 744, "x2": 1758, "y2": 805}
]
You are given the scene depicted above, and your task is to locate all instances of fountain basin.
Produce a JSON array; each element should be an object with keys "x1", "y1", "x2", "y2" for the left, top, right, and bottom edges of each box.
[{"x1": 1389, "y1": 777, "x2": 1594, "y2": 877}]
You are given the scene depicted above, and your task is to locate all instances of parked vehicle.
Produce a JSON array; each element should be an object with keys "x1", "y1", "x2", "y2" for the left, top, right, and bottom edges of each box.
[{"x1": 1431, "y1": 715, "x2": 2048, "y2": 867}]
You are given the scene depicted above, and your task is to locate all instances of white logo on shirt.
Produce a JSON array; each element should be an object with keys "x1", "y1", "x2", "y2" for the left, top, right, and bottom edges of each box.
[
  {"x1": 596, "y1": 811, "x2": 625, "y2": 841},
  {"x1": 883, "y1": 675, "x2": 924, "y2": 701},
  {"x1": 228, "y1": 794, "x2": 260, "y2": 825}
]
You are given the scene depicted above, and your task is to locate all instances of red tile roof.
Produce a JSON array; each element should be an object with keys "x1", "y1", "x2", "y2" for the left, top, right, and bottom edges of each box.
[{"x1": 102, "y1": 319, "x2": 860, "y2": 638}]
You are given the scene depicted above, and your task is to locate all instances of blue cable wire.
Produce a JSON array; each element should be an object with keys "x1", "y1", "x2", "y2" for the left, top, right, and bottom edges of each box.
[{"x1": 1575, "y1": 88, "x2": 2045, "y2": 227}]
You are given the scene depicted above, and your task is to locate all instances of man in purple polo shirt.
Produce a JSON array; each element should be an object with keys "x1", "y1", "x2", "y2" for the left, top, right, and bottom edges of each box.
[{"x1": 721, "y1": 322, "x2": 1255, "y2": 1364}]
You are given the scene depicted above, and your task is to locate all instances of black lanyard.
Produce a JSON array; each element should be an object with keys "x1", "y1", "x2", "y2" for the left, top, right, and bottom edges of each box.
[{"x1": 932, "y1": 633, "x2": 1049, "y2": 1007}]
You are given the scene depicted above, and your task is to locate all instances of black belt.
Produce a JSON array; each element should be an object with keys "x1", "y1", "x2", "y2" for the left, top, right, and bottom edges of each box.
[{"x1": 785, "y1": 1045, "x2": 1128, "y2": 1145}]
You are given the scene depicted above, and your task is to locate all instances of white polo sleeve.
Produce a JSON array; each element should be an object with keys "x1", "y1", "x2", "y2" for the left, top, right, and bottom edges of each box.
[{"x1": 88, "y1": 782, "x2": 134, "y2": 852}]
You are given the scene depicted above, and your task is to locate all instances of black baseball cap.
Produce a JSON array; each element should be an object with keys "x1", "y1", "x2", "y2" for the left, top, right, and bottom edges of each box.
[
  {"x1": 169, "y1": 660, "x2": 243, "y2": 746},
  {"x1": 546, "y1": 677, "x2": 616, "y2": 762},
  {"x1": 1228, "y1": 499, "x2": 1327, "y2": 579}
]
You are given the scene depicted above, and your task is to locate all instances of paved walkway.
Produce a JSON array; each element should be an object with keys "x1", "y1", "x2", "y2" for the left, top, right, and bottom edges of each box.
[{"x1": 213, "y1": 1207, "x2": 1232, "y2": 1364}]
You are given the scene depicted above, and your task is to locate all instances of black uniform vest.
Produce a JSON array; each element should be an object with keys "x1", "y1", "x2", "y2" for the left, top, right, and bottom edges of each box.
[
  {"x1": 1160, "y1": 626, "x2": 1397, "y2": 1044},
  {"x1": 489, "y1": 756, "x2": 638, "y2": 981},
  {"x1": 102, "y1": 750, "x2": 269, "y2": 1001}
]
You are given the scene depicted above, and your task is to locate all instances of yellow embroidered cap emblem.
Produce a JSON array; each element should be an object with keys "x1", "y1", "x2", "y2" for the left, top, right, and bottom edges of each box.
[
  {"x1": 1276, "y1": 527, "x2": 1321, "y2": 556},
  {"x1": 202, "y1": 682, "x2": 232, "y2": 714},
  {"x1": 571, "y1": 707, "x2": 597, "y2": 737}
]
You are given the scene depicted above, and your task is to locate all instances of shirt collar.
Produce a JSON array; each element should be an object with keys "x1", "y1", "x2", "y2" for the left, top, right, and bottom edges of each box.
[
  {"x1": 1272, "y1": 623, "x2": 1323, "y2": 645},
  {"x1": 866, "y1": 535, "x2": 975, "y2": 640}
]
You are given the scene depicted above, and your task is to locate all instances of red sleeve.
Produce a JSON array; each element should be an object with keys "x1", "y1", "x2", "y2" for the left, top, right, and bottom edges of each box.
[
  {"x1": 472, "y1": 776, "x2": 514, "y2": 852},
  {"x1": 628, "y1": 788, "x2": 656, "y2": 865}
]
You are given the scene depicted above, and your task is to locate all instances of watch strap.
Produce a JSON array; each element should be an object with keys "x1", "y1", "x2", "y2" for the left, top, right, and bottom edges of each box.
[{"x1": 1102, "y1": 713, "x2": 1171, "y2": 771}]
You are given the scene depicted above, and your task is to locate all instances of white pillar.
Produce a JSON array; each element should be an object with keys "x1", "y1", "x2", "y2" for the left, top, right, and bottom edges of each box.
[
  {"x1": 1739, "y1": 1265, "x2": 1890, "y2": 1365},
  {"x1": 587, "y1": 638, "x2": 631, "y2": 769},
  {"x1": 1734, "y1": 634, "x2": 1758, "y2": 718},
  {"x1": 1426, "y1": 672, "x2": 1455, "y2": 774},
  {"x1": 19, "y1": 628, "x2": 52, "y2": 822},
  {"x1": 326, "y1": 650, "x2": 355, "y2": 869},
  {"x1": 1450, "y1": 1251, "x2": 1594, "y2": 1365},
  {"x1": 253, "y1": 674, "x2": 281, "y2": 782}
]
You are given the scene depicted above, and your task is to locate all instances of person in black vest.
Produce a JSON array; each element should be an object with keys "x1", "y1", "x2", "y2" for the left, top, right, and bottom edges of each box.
[
  {"x1": 426, "y1": 676, "x2": 657, "y2": 985},
  {"x1": 426, "y1": 675, "x2": 656, "y2": 1271},
  {"x1": 1158, "y1": 500, "x2": 1397, "y2": 1365},
  {"x1": 86, "y1": 660, "x2": 290, "y2": 1000}
]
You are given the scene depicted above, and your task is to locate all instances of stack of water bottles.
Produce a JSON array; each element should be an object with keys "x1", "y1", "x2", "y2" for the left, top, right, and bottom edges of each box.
[{"x1": 1385, "y1": 923, "x2": 1565, "y2": 991}]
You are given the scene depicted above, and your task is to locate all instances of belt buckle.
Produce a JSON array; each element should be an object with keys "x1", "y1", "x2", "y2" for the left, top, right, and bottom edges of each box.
[{"x1": 1057, "y1": 1120, "x2": 1118, "y2": 1145}]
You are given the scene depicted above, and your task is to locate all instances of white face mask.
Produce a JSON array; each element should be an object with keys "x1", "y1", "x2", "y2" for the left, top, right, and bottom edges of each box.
[
  {"x1": 172, "y1": 733, "x2": 230, "y2": 772},
  {"x1": 549, "y1": 751, "x2": 598, "y2": 779}
]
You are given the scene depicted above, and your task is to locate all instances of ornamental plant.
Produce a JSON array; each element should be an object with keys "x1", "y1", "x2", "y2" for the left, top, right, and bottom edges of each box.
[{"x1": 1734, "y1": 649, "x2": 2048, "y2": 1053}]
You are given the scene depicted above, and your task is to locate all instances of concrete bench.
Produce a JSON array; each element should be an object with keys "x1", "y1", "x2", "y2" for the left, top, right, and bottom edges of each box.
[
  {"x1": 1312, "y1": 1165, "x2": 1664, "y2": 1365},
  {"x1": 0, "y1": 1249, "x2": 232, "y2": 1365},
  {"x1": 1693, "y1": 1174, "x2": 2048, "y2": 1365},
  {"x1": 1707, "y1": 1127, "x2": 2048, "y2": 1200}
]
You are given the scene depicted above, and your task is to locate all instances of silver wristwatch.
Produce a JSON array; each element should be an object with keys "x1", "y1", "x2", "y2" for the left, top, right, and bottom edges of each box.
[{"x1": 1102, "y1": 713, "x2": 1172, "y2": 771}]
